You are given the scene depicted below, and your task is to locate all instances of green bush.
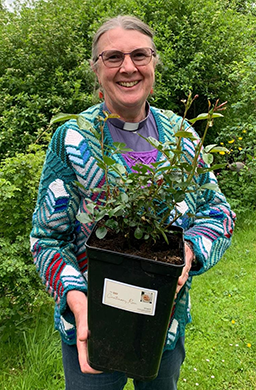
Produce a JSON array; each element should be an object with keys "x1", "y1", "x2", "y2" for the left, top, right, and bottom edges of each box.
[
  {"x1": 218, "y1": 158, "x2": 256, "y2": 216},
  {"x1": 0, "y1": 147, "x2": 46, "y2": 338},
  {"x1": 215, "y1": 52, "x2": 256, "y2": 213},
  {"x1": 0, "y1": 147, "x2": 46, "y2": 238},
  {"x1": 0, "y1": 0, "x2": 255, "y2": 159}
]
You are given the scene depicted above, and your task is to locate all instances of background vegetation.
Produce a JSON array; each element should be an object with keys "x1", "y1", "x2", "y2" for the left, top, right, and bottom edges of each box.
[{"x1": 0, "y1": 0, "x2": 255, "y2": 387}]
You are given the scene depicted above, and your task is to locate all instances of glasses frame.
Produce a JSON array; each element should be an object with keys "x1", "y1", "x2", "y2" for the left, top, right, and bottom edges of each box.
[{"x1": 97, "y1": 47, "x2": 156, "y2": 68}]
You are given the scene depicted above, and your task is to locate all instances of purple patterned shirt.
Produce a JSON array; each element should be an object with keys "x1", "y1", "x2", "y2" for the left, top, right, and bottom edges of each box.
[{"x1": 105, "y1": 103, "x2": 159, "y2": 169}]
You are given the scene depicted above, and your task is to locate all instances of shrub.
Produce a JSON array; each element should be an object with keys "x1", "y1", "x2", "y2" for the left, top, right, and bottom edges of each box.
[
  {"x1": 0, "y1": 147, "x2": 46, "y2": 338},
  {"x1": 0, "y1": 0, "x2": 255, "y2": 159},
  {"x1": 218, "y1": 157, "x2": 256, "y2": 216},
  {"x1": 215, "y1": 52, "x2": 256, "y2": 214}
]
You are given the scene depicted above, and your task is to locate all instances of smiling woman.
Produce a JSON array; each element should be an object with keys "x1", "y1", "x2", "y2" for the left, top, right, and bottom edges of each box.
[
  {"x1": 91, "y1": 27, "x2": 157, "y2": 122},
  {"x1": 30, "y1": 14, "x2": 235, "y2": 390}
]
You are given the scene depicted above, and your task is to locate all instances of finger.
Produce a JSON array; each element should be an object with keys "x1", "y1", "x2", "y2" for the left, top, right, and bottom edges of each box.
[
  {"x1": 177, "y1": 269, "x2": 189, "y2": 285},
  {"x1": 176, "y1": 268, "x2": 189, "y2": 296},
  {"x1": 77, "y1": 339, "x2": 102, "y2": 374}
]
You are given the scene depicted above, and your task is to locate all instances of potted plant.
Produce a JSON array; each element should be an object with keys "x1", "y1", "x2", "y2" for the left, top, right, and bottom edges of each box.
[{"x1": 51, "y1": 93, "x2": 228, "y2": 380}]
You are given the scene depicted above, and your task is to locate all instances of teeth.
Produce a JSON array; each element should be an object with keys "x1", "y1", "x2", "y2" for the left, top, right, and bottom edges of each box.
[{"x1": 118, "y1": 81, "x2": 139, "y2": 87}]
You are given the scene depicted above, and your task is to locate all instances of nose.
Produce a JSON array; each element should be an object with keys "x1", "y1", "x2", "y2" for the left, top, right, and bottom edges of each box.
[{"x1": 120, "y1": 54, "x2": 137, "y2": 73}]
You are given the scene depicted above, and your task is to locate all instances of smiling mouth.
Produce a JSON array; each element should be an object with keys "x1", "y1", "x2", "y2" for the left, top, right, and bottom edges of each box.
[{"x1": 118, "y1": 81, "x2": 139, "y2": 88}]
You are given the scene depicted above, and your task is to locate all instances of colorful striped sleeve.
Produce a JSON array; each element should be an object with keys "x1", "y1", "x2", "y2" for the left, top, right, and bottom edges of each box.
[{"x1": 30, "y1": 122, "x2": 94, "y2": 317}]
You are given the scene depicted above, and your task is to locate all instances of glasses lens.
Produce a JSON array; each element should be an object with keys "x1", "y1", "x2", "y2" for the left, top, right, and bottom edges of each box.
[
  {"x1": 131, "y1": 48, "x2": 153, "y2": 65},
  {"x1": 102, "y1": 50, "x2": 124, "y2": 67},
  {"x1": 100, "y1": 48, "x2": 154, "y2": 68}
]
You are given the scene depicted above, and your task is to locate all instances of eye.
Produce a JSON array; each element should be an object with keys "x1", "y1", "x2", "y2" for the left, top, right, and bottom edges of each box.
[
  {"x1": 104, "y1": 51, "x2": 123, "y2": 63},
  {"x1": 132, "y1": 49, "x2": 148, "y2": 61}
]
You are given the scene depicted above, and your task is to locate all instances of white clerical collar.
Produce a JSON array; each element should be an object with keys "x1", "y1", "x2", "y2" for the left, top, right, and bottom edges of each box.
[{"x1": 103, "y1": 102, "x2": 150, "y2": 132}]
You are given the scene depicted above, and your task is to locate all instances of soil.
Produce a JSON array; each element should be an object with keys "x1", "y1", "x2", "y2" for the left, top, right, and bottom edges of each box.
[{"x1": 88, "y1": 227, "x2": 184, "y2": 265}]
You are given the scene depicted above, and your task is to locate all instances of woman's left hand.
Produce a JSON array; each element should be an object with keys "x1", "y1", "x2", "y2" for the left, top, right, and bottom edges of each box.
[{"x1": 175, "y1": 242, "x2": 194, "y2": 297}]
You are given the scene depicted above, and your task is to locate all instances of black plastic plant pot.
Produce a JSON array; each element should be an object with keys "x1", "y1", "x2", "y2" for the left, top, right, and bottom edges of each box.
[{"x1": 85, "y1": 226, "x2": 185, "y2": 381}]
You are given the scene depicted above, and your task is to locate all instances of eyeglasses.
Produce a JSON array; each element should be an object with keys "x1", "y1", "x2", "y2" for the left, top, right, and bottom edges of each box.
[{"x1": 97, "y1": 47, "x2": 156, "y2": 68}]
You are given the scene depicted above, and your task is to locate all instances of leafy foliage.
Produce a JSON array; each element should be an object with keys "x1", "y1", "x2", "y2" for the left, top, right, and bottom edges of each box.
[
  {"x1": 217, "y1": 158, "x2": 256, "y2": 215},
  {"x1": 0, "y1": 146, "x2": 45, "y2": 238},
  {"x1": 0, "y1": 0, "x2": 255, "y2": 159},
  {"x1": 215, "y1": 51, "x2": 256, "y2": 213},
  {"x1": 0, "y1": 147, "x2": 46, "y2": 337},
  {"x1": 52, "y1": 95, "x2": 228, "y2": 245}
]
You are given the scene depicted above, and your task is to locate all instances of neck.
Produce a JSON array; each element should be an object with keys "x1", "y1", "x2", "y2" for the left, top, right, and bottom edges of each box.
[{"x1": 105, "y1": 102, "x2": 147, "y2": 123}]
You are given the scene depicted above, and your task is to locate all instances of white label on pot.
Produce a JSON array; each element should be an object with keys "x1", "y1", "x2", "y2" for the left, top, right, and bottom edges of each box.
[{"x1": 102, "y1": 278, "x2": 158, "y2": 316}]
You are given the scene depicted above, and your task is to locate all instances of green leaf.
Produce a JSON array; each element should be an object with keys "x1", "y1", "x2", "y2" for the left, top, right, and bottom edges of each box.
[
  {"x1": 208, "y1": 146, "x2": 229, "y2": 153},
  {"x1": 175, "y1": 131, "x2": 197, "y2": 140},
  {"x1": 95, "y1": 227, "x2": 107, "y2": 239},
  {"x1": 205, "y1": 144, "x2": 229, "y2": 153},
  {"x1": 77, "y1": 115, "x2": 93, "y2": 131},
  {"x1": 76, "y1": 213, "x2": 93, "y2": 224},
  {"x1": 200, "y1": 183, "x2": 220, "y2": 191},
  {"x1": 50, "y1": 113, "x2": 78, "y2": 125},
  {"x1": 189, "y1": 113, "x2": 224, "y2": 124},
  {"x1": 157, "y1": 228, "x2": 169, "y2": 244},
  {"x1": 162, "y1": 231, "x2": 169, "y2": 245},
  {"x1": 120, "y1": 193, "x2": 129, "y2": 202},
  {"x1": 106, "y1": 113, "x2": 120, "y2": 119},
  {"x1": 138, "y1": 134, "x2": 161, "y2": 149},
  {"x1": 86, "y1": 203, "x2": 95, "y2": 214},
  {"x1": 95, "y1": 160, "x2": 105, "y2": 170},
  {"x1": 202, "y1": 151, "x2": 214, "y2": 165},
  {"x1": 168, "y1": 171, "x2": 183, "y2": 183},
  {"x1": 112, "y1": 164, "x2": 126, "y2": 175},
  {"x1": 74, "y1": 180, "x2": 86, "y2": 190},
  {"x1": 105, "y1": 219, "x2": 118, "y2": 230},
  {"x1": 113, "y1": 206, "x2": 124, "y2": 217},
  {"x1": 173, "y1": 191, "x2": 186, "y2": 202},
  {"x1": 133, "y1": 163, "x2": 150, "y2": 174},
  {"x1": 204, "y1": 144, "x2": 218, "y2": 153},
  {"x1": 179, "y1": 162, "x2": 193, "y2": 172},
  {"x1": 89, "y1": 128, "x2": 101, "y2": 140},
  {"x1": 95, "y1": 210, "x2": 107, "y2": 220},
  {"x1": 171, "y1": 149, "x2": 183, "y2": 155},
  {"x1": 197, "y1": 163, "x2": 226, "y2": 174},
  {"x1": 113, "y1": 142, "x2": 127, "y2": 148},
  {"x1": 103, "y1": 156, "x2": 116, "y2": 166},
  {"x1": 112, "y1": 142, "x2": 132, "y2": 153},
  {"x1": 134, "y1": 227, "x2": 143, "y2": 240}
]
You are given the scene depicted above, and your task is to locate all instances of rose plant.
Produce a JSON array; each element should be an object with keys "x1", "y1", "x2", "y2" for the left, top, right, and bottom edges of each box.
[{"x1": 51, "y1": 93, "x2": 228, "y2": 247}]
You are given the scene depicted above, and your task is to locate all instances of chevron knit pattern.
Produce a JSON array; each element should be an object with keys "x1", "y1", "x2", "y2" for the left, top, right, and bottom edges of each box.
[{"x1": 30, "y1": 103, "x2": 236, "y2": 347}]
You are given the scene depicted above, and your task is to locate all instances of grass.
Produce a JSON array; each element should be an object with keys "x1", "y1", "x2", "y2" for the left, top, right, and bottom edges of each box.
[
  {"x1": 0, "y1": 306, "x2": 64, "y2": 390},
  {"x1": 1, "y1": 213, "x2": 255, "y2": 389},
  {"x1": 177, "y1": 214, "x2": 256, "y2": 389}
]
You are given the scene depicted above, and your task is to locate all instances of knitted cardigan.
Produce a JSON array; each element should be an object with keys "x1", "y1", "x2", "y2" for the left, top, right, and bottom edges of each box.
[{"x1": 30, "y1": 103, "x2": 236, "y2": 350}]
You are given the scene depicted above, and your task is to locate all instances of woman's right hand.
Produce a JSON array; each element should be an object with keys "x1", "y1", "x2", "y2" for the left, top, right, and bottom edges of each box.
[{"x1": 66, "y1": 290, "x2": 102, "y2": 374}]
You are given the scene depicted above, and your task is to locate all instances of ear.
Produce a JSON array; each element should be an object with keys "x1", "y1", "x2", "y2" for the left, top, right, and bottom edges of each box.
[{"x1": 90, "y1": 59, "x2": 100, "y2": 79}]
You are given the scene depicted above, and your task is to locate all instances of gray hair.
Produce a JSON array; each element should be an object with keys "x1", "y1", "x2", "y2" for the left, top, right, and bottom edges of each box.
[{"x1": 91, "y1": 15, "x2": 158, "y2": 66}]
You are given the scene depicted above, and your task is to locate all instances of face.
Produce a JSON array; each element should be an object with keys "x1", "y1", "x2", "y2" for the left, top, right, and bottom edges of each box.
[{"x1": 94, "y1": 27, "x2": 156, "y2": 122}]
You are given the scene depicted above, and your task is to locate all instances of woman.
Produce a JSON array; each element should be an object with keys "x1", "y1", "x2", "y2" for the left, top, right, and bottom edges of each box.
[{"x1": 30, "y1": 15, "x2": 236, "y2": 390}]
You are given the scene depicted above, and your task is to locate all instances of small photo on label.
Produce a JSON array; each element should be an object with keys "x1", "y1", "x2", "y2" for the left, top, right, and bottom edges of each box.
[{"x1": 140, "y1": 291, "x2": 153, "y2": 304}]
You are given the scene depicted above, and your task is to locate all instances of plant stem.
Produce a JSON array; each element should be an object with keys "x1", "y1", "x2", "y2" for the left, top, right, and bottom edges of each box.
[{"x1": 186, "y1": 113, "x2": 211, "y2": 184}]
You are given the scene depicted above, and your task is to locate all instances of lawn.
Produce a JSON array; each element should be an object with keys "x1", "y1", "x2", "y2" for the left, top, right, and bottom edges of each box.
[{"x1": 1, "y1": 214, "x2": 255, "y2": 389}]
